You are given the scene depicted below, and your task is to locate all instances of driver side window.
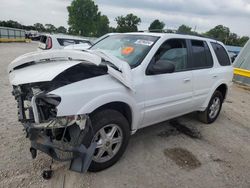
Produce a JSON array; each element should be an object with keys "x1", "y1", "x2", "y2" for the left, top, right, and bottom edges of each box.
[{"x1": 152, "y1": 39, "x2": 188, "y2": 72}]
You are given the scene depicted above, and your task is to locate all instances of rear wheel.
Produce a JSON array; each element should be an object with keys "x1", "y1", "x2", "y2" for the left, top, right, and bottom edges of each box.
[
  {"x1": 82, "y1": 109, "x2": 130, "y2": 172},
  {"x1": 198, "y1": 91, "x2": 223, "y2": 124}
]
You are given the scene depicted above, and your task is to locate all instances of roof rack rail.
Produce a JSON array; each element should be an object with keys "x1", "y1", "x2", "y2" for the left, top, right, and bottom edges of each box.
[
  {"x1": 138, "y1": 29, "x2": 219, "y2": 42},
  {"x1": 138, "y1": 29, "x2": 177, "y2": 33}
]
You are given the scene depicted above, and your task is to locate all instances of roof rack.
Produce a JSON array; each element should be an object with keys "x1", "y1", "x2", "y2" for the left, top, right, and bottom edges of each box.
[
  {"x1": 139, "y1": 29, "x2": 177, "y2": 33},
  {"x1": 175, "y1": 32, "x2": 218, "y2": 41},
  {"x1": 138, "y1": 29, "x2": 219, "y2": 42}
]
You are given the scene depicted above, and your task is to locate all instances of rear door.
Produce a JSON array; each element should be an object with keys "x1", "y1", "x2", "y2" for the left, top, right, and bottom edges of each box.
[{"x1": 188, "y1": 40, "x2": 215, "y2": 110}]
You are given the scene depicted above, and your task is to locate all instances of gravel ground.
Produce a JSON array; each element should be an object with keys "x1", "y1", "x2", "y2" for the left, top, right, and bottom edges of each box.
[{"x1": 0, "y1": 42, "x2": 250, "y2": 188}]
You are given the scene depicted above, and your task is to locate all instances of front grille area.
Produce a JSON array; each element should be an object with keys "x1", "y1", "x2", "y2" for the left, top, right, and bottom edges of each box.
[
  {"x1": 14, "y1": 87, "x2": 35, "y2": 123},
  {"x1": 13, "y1": 85, "x2": 60, "y2": 125},
  {"x1": 19, "y1": 98, "x2": 34, "y2": 123}
]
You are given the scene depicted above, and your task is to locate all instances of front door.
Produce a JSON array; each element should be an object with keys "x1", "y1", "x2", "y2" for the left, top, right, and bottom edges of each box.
[{"x1": 141, "y1": 38, "x2": 193, "y2": 128}]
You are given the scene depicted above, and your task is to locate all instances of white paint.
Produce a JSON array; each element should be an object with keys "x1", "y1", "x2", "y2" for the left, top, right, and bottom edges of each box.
[{"x1": 8, "y1": 33, "x2": 233, "y2": 132}]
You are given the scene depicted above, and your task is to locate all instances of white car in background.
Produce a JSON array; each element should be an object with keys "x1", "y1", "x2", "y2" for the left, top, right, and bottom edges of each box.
[
  {"x1": 38, "y1": 34, "x2": 93, "y2": 50},
  {"x1": 8, "y1": 32, "x2": 233, "y2": 174},
  {"x1": 64, "y1": 33, "x2": 115, "y2": 51},
  {"x1": 64, "y1": 43, "x2": 91, "y2": 51}
]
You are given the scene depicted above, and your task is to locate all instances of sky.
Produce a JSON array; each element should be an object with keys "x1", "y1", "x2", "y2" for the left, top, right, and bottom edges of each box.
[{"x1": 0, "y1": 0, "x2": 249, "y2": 36}]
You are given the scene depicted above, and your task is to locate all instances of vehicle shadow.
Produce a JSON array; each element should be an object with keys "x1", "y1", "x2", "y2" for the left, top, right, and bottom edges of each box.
[{"x1": 130, "y1": 112, "x2": 202, "y2": 140}]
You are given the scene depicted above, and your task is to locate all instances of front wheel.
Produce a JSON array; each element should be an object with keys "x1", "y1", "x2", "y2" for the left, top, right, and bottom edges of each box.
[
  {"x1": 198, "y1": 91, "x2": 223, "y2": 124},
  {"x1": 82, "y1": 109, "x2": 130, "y2": 172}
]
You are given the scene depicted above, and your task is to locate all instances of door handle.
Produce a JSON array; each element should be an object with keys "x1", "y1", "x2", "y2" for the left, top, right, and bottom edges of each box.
[
  {"x1": 183, "y1": 78, "x2": 191, "y2": 82},
  {"x1": 212, "y1": 75, "x2": 218, "y2": 78}
]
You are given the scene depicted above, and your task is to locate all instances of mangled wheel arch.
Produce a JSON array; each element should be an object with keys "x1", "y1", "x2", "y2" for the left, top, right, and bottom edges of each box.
[{"x1": 76, "y1": 93, "x2": 139, "y2": 131}]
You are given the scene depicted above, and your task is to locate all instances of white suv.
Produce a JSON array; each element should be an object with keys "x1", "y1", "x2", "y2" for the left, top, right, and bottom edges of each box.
[{"x1": 8, "y1": 33, "x2": 233, "y2": 173}]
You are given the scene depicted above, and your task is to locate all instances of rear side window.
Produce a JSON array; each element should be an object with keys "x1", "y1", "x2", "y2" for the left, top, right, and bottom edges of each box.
[
  {"x1": 211, "y1": 42, "x2": 231, "y2": 66},
  {"x1": 191, "y1": 40, "x2": 213, "y2": 69}
]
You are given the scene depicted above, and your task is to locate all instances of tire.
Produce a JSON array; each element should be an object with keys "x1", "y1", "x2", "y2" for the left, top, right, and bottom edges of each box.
[
  {"x1": 82, "y1": 109, "x2": 130, "y2": 172},
  {"x1": 198, "y1": 91, "x2": 223, "y2": 124}
]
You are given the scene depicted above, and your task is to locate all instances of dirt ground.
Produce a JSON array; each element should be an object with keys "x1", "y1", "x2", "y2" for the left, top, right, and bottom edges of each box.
[{"x1": 0, "y1": 42, "x2": 250, "y2": 188}]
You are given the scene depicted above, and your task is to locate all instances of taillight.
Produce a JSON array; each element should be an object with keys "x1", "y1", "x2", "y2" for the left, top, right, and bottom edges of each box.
[{"x1": 46, "y1": 37, "x2": 52, "y2": 49}]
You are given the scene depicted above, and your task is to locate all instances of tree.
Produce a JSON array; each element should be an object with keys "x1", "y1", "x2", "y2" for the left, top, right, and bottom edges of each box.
[
  {"x1": 67, "y1": 0, "x2": 109, "y2": 37},
  {"x1": 205, "y1": 25, "x2": 230, "y2": 44},
  {"x1": 0, "y1": 20, "x2": 22, "y2": 29},
  {"x1": 34, "y1": 23, "x2": 45, "y2": 32},
  {"x1": 238, "y1": 36, "x2": 249, "y2": 47},
  {"x1": 115, "y1": 13, "x2": 141, "y2": 33},
  {"x1": 45, "y1": 24, "x2": 57, "y2": 33},
  {"x1": 148, "y1": 19, "x2": 165, "y2": 31},
  {"x1": 96, "y1": 15, "x2": 110, "y2": 37},
  {"x1": 109, "y1": 26, "x2": 117, "y2": 33},
  {"x1": 57, "y1": 26, "x2": 67, "y2": 34},
  {"x1": 227, "y1": 32, "x2": 238, "y2": 46},
  {"x1": 177, "y1": 24, "x2": 194, "y2": 34}
]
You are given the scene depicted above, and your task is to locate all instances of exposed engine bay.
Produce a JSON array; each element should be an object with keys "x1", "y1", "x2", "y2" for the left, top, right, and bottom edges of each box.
[
  {"x1": 8, "y1": 49, "x2": 133, "y2": 174},
  {"x1": 11, "y1": 62, "x2": 108, "y2": 173}
]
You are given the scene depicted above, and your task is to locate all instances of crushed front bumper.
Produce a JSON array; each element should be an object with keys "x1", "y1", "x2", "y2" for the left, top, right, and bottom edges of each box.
[{"x1": 26, "y1": 117, "x2": 96, "y2": 173}]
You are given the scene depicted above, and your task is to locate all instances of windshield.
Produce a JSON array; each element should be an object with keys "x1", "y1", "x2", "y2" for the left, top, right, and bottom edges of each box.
[{"x1": 90, "y1": 34, "x2": 159, "y2": 67}]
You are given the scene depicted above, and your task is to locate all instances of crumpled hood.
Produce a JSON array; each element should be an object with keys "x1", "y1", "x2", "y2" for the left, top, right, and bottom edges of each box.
[
  {"x1": 8, "y1": 49, "x2": 102, "y2": 72},
  {"x1": 8, "y1": 49, "x2": 133, "y2": 89}
]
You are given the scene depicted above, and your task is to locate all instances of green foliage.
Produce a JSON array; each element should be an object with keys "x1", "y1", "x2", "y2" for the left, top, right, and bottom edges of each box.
[
  {"x1": 0, "y1": 20, "x2": 35, "y2": 30},
  {"x1": 205, "y1": 25, "x2": 230, "y2": 44},
  {"x1": 177, "y1": 24, "x2": 197, "y2": 35},
  {"x1": 33, "y1": 23, "x2": 45, "y2": 32},
  {"x1": 205, "y1": 25, "x2": 249, "y2": 46},
  {"x1": 57, "y1": 26, "x2": 67, "y2": 34},
  {"x1": 96, "y1": 15, "x2": 110, "y2": 37},
  {"x1": 45, "y1": 24, "x2": 57, "y2": 33},
  {"x1": 115, "y1": 13, "x2": 141, "y2": 32},
  {"x1": 67, "y1": 0, "x2": 109, "y2": 37},
  {"x1": 109, "y1": 27, "x2": 117, "y2": 33},
  {"x1": 148, "y1": 19, "x2": 165, "y2": 31},
  {"x1": 0, "y1": 20, "x2": 22, "y2": 28},
  {"x1": 237, "y1": 36, "x2": 249, "y2": 47}
]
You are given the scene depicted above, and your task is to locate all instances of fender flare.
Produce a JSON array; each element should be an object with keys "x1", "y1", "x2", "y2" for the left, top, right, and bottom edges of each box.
[{"x1": 200, "y1": 80, "x2": 229, "y2": 111}]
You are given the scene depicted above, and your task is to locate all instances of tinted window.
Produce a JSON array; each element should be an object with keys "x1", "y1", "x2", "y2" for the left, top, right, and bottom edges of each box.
[
  {"x1": 150, "y1": 39, "x2": 188, "y2": 72},
  {"x1": 211, "y1": 42, "x2": 231, "y2": 66},
  {"x1": 191, "y1": 40, "x2": 213, "y2": 68}
]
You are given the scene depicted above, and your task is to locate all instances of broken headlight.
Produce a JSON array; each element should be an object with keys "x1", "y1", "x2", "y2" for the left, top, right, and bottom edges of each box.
[{"x1": 34, "y1": 94, "x2": 61, "y2": 123}]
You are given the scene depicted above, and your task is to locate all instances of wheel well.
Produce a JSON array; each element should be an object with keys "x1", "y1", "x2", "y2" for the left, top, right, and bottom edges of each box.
[
  {"x1": 90, "y1": 102, "x2": 132, "y2": 130},
  {"x1": 216, "y1": 84, "x2": 228, "y2": 101}
]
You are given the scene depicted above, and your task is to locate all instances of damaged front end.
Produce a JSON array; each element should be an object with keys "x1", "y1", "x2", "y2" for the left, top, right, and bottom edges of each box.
[
  {"x1": 12, "y1": 84, "x2": 96, "y2": 173},
  {"x1": 8, "y1": 49, "x2": 133, "y2": 173}
]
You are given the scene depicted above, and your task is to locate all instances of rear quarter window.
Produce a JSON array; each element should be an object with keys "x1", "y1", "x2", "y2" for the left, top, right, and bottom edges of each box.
[{"x1": 211, "y1": 42, "x2": 231, "y2": 66}]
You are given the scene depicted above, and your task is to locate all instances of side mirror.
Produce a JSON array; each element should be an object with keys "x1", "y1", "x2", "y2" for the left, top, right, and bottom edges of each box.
[{"x1": 147, "y1": 60, "x2": 175, "y2": 75}]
